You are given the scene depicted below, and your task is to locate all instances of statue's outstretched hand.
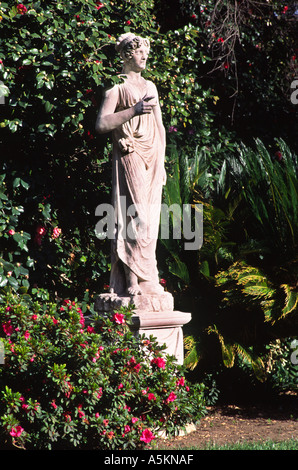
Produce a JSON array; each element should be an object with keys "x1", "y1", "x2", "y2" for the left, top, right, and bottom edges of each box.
[{"x1": 133, "y1": 95, "x2": 155, "y2": 116}]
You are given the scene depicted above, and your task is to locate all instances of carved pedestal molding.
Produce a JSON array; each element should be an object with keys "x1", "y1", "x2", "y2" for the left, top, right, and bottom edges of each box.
[{"x1": 94, "y1": 292, "x2": 191, "y2": 365}]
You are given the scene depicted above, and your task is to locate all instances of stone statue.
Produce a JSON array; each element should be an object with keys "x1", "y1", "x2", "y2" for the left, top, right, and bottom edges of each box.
[{"x1": 95, "y1": 33, "x2": 166, "y2": 297}]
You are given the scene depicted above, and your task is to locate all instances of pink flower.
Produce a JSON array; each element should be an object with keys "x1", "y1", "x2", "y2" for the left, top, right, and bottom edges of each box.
[
  {"x1": 140, "y1": 428, "x2": 155, "y2": 444},
  {"x1": 176, "y1": 377, "x2": 185, "y2": 387},
  {"x1": 52, "y1": 227, "x2": 61, "y2": 239},
  {"x1": 168, "y1": 126, "x2": 177, "y2": 133},
  {"x1": 10, "y1": 425, "x2": 24, "y2": 437},
  {"x1": 166, "y1": 392, "x2": 177, "y2": 403},
  {"x1": 51, "y1": 400, "x2": 57, "y2": 409},
  {"x1": 124, "y1": 425, "x2": 131, "y2": 433},
  {"x1": 95, "y1": 1, "x2": 104, "y2": 9},
  {"x1": 131, "y1": 417, "x2": 139, "y2": 424},
  {"x1": 147, "y1": 393, "x2": 156, "y2": 401},
  {"x1": 87, "y1": 325, "x2": 95, "y2": 333},
  {"x1": 118, "y1": 383, "x2": 124, "y2": 389},
  {"x1": 8, "y1": 229, "x2": 15, "y2": 235},
  {"x1": 79, "y1": 312, "x2": 85, "y2": 328},
  {"x1": 17, "y1": 4, "x2": 27, "y2": 15},
  {"x1": 112, "y1": 312, "x2": 125, "y2": 324},
  {"x1": 24, "y1": 330, "x2": 30, "y2": 340},
  {"x1": 77, "y1": 405, "x2": 84, "y2": 418},
  {"x1": 159, "y1": 278, "x2": 167, "y2": 287},
  {"x1": 151, "y1": 357, "x2": 166, "y2": 369}
]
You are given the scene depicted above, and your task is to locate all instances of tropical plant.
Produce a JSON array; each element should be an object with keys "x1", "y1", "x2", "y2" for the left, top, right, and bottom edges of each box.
[
  {"x1": 228, "y1": 139, "x2": 298, "y2": 263},
  {"x1": 183, "y1": 139, "x2": 298, "y2": 388}
]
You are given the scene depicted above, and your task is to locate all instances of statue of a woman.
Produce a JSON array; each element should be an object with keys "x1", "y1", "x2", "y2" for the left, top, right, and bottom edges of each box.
[{"x1": 95, "y1": 33, "x2": 166, "y2": 296}]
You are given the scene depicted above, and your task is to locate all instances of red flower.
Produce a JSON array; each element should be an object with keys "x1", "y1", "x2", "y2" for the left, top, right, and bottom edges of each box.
[
  {"x1": 126, "y1": 20, "x2": 131, "y2": 25},
  {"x1": 112, "y1": 312, "x2": 125, "y2": 324},
  {"x1": 151, "y1": 356, "x2": 166, "y2": 369},
  {"x1": 24, "y1": 330, "x2": 30, "y2": 340},
  {"x1": 34, "y1": 225, "x2": 47, "y2": 246},
  {"x1": 17, "y1": 4, "x2": 27, "y2": 15},
  {"x1": 95, "y1": 1, "x2": 104, "y2": 9},
  {"x1": 64, "y1": 412, "x2": 71, "y2": 422},
  {"x1": 176, "y1": 377, "x2": 185, "y2": 387},
  {"x1": 77, "y1": 405, "x2": 85, "y2": 418},
  {"x1": 51, "y1": 400, "x2": 57, "y2": 409},
  {"x1": 140, "y1": 428, "x2": 155, "y2": 444},
  {"x1": 147, "y1": 393, "x2": 156, "y2": 401},
  {"x1": 10, "y1": 425, "x2": 24, "y2": 437},
  {"x1": 166, "y1": 392, "x2": 177, "y2": 403},
  {"x1": 2, "y1": 320, "x2": 14, "y2": 336}
]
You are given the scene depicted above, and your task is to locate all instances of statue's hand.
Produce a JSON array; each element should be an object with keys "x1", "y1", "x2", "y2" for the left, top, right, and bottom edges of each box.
[{"x1": 133, "y1": 95, "x2": 155, "y2": 116}]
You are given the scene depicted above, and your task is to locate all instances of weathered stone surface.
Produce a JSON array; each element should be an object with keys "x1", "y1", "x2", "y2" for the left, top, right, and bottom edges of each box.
[
  {"x1": 131, "y1": 310, "x2": 191, "y2": 364},
  {"x1": 93, "y1": 292, "x2": 191, "y2": 365},
  {"x1": 94, "y1": 291, "x2": 174, "y2": 313}
]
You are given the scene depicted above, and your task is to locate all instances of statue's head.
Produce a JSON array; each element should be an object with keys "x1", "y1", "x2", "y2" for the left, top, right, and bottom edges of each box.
[{"x1": 115, "y1": 33, "x2": 150, "y2": 61}]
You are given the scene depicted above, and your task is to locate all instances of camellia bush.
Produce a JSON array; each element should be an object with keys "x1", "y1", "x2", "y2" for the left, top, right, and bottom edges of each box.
[
  {"x1": 0, "y1": 0, "x2": 220, "y2": 299},
  {"x1": 0, "y1": 293, "x2": 206, "y2": 450}
]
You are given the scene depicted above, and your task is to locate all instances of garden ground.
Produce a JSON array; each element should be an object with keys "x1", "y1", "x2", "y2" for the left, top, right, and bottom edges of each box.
[{"x1": 156, "y1": 393, "x2": 298, "y2": 449}]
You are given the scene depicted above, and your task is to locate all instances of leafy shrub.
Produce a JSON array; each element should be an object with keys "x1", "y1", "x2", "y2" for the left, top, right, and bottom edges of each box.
[
  {"x1": 0, "y1": 293, "x2": 205, "y2": 450},
  {"x1": 0, "y1": 173, "x2": 33, "y2": 293}
]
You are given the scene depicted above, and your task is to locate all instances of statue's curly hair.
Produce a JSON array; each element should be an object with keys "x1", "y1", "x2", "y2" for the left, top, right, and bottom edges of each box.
[{"x1": 115, "y1": 33, "x2": 150, "y2": 60}]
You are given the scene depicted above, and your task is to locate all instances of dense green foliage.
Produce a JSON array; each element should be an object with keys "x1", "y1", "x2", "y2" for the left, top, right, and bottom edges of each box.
[
  {"x1": 0, "y1": 294, "x2": 205, "y2": 449},
  {"x1": 0, "y1": 0, "x2": 297, "y2": 434}
]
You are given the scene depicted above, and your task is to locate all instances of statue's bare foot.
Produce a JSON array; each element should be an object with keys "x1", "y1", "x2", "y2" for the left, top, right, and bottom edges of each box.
[
  {"x1": 124, "y1": 265, "x2": 142, "y2": 295},
  {"x1": 139, "y1": 281, "x2": 164, "y2": 295},
  {"x1": 127, "y1": 284, "x2": 142, "y2": 296}
]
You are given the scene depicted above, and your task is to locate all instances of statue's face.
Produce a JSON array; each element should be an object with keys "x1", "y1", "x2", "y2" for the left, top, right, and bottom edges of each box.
[{"x1": 126, "y1": 45, "x2": 150, "y2": 73}]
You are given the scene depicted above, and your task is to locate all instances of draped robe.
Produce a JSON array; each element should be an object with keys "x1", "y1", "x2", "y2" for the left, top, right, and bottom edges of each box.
[{"x1": 109, "y1": 78, "x2": 165, "y2": 295}]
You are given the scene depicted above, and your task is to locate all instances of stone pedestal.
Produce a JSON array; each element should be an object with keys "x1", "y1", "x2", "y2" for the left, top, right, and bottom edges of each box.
[{"x1": 94, "y1": 292, "x2": 191, "y2": 365}]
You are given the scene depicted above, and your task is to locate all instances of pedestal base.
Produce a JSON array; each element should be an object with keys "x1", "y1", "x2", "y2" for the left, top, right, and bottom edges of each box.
[{"x1": 94, "y1": 292, "x2": 191, "y2": 365}]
